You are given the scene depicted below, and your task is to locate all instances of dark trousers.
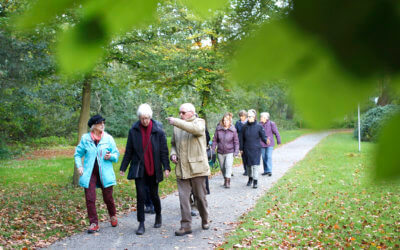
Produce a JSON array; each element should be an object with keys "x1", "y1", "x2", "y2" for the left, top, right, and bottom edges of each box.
[
  {"x1": 241, "y1": 151, "x2": 248, "y2": 172},
  {"x1": 135, "y1": 174, "x2": 161, "y2": 222},
  {"x1": 84, "y1": 163, "x2": 116, "y2": 225}
]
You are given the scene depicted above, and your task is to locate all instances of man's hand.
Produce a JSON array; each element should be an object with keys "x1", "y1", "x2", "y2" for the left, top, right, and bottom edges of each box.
[
  {"x1": 170, "y1": 154, "x2": 178, "y2": 164},
  {"x1": 164, "y1": 170, "x2": 170, "y2": 178},
  {"x1": 120, "y1": 171, "x2": 125, "y2": 176},
  {"x1": 78, "y1": 167, "x2": 84, "y2": 176},
  {"x1": 166, "y1": 117, "x2": 175, "y2": 125},
  {"x1": 267, "y1": 138, "x2": 271, "y2": 146}
]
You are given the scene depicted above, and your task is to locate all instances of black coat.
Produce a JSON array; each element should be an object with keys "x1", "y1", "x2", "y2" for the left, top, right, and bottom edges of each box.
[
  {"x1": 235, "y1": 120, "x2": 246, "y2": 143},
  {"x1": 120, "y1": 120, "x2": 170, "y2": 183},
  {"x1": 239, "y1": 121, "x2": 268, "y2": 166}
]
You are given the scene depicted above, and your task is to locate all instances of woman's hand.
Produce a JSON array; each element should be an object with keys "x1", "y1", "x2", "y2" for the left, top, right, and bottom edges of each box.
[
  {"x1": 267, "y1": 138, "x2": 271, "y2": 146},
  {"x1": 78, "y1": 167, "x2": 84, "y2": 176},
  {"x1": 104, "y1": 151, "x2": 111, "y2": 160},
  {"x1": 120, "y1": 171, "x2": 125, "y2": 176},
  {"x1": 164, "y1": 170, "x2": 170, "y2": 178}
]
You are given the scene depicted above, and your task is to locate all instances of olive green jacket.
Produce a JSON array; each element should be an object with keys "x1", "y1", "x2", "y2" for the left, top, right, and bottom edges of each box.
[{"x1": 170, "y1": 116, "x2": 210, "y2": 179}]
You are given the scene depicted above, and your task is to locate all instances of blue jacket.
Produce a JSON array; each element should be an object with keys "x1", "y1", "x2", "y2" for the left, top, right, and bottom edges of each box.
[{"x1": 74, "y1": 132, "x2": 119, "y2": 188}]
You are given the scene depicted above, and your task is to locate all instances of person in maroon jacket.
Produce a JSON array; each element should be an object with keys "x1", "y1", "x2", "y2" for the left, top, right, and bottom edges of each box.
[
  {"x1": 211, "y1": 113, "x2": 239, "y2": 188},
  {"x1": 259, "y1": 112, "x2": 281, "y2": 176}
]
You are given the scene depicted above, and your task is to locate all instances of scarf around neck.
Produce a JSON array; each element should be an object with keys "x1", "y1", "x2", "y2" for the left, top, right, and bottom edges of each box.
[{"x1": 140, "y1": 120, "x2": 154, "y2": 176}]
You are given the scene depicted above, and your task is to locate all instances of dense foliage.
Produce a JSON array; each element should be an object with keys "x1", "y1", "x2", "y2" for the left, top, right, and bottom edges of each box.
[
  {"x1": 354, "y1": 105, "x2": 400, "y2": 142},
  {"x1": 0, "y1": 0, "x2": 296, "y2": 158}
]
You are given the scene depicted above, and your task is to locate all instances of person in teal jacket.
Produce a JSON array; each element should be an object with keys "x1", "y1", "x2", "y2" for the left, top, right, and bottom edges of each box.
[{"x1": 74, "y1": 114, "x2": 120, "y2": 234}]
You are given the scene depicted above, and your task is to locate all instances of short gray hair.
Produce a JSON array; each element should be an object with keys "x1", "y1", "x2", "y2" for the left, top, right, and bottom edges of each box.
[
  {"x1": 180, "y1": 103, "x2": 196, "y2": 113},
  {"x1": 248, "y1": 109, "x2": 256, "y2": 118},
  {"x1": 260, "y1": 112, "x2": 270, "y2": 120},
  {"x1": 137, "y1": 103, "x2": 153, "y2": 118}
]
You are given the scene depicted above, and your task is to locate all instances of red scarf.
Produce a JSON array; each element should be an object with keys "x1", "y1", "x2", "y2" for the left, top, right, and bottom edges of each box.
[
  {"x1": 140, "y1": 120, "x2": 154, "y2": 176},
  {"x1": 90, "y1": 131, "x2": 104, "y2": 144}
]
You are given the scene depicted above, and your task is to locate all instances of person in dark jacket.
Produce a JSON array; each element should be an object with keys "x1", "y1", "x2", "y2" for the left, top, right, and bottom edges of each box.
[
  {"x1": 212, "y1": 113, "x2": 239, "y2": 188},
  {"x1": 120, "y1": 104, "x2": 171, "y2": 235},
  {"x1": 235, "y1": 110, "x2": 248, "y2": 175},
  {"x1": 260, "y1": 112, "x2": 281, "y2": 176},
  {"x1": 239, "y1": 109, "x2": 269, "y2": 189}
]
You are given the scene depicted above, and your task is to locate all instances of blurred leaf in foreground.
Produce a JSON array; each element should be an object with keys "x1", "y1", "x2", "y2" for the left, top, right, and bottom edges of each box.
[
  {"x1": 375, "y1": 113, "x2": 400, "y2": 181},
  {"x1": 231, "y1": 21, "x2": 376, "y2": 128},
  {"x1": 14, "y1": 0, "x2": 79, "y2": 30},
  {"x1": 179, "y1": 0, "x2": 229, "y2": 17}
]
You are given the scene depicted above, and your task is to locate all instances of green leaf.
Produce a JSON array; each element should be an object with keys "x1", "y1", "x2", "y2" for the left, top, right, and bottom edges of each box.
[
  {"x1": 56, "y1": 16, "x2": 106, "y2": 74},
  {"x1": 83, "y1": 0, "x2": 158, "y2": 35},
  {"x1": 14, "y1": 0, "x2": 79, "y2": 30},
  {"x1": 231, "y1": 20, "x2": 375, "y2": 128},
  {"x1": 179, "y1": 0, "x2": 229, "y2": 17},
  {"x1": 375, "y1": 113, "x2": 400, "y2": 180}
]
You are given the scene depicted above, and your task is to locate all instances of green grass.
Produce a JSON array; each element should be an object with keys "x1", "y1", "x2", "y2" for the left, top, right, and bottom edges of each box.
[
  {"x1": 277, "y1": 129, "x2": 312, "y2": 146},
  {"x1": 219, "y1": 132, "x2": 400, "y2": 248},
  {"x1": 0, "y1": 129, "x2": 308, "y2": 248}
]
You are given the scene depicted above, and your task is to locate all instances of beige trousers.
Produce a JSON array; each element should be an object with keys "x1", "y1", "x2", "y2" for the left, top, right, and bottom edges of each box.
[{"x1": 177, "y1": 176, "x2": 209, "y2": 229}]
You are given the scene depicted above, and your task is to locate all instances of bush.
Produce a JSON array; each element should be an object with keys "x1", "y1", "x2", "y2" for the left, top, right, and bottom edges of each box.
[{"x1": 354, "y1": 104, "x2": 400, "y2": 142}]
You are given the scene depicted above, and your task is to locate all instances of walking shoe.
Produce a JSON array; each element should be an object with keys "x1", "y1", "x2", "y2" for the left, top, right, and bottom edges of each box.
[
  {"x1": 154, "y1": 214, "x2": 162, "y2": 228},
  {"x1": 243, "y1": 172, "x2": 248, "y2": 176},
  {"x1": 261, "y1": 172, "x2": 268, "y2": 176},
  {"x1": 225, "y1": 178, "x2": 230, "y2": 188},
  {"x1": 87, "y1": 223, "x2": 99, "y2": 234},
  {"x1": 247, "y1": 177, "x2": 253, "y2": 186},
  {"x1": 268, "y1": 172, "x2": 272, "y2": 176},
  {"x1": 136, "y1": 222, "x2": 145, "y2": 235},
  {"x1": 175, "y1": 228, "x2": 192, "y2": 236},
  {"x1": 253, "y1": 180, "x2": 258, "y2": 189},
  {"x1": 110, "y1": 216, "x2": 118, "y2": 227},
  {"x1": 202, "y1": 221, "x2": 210, "y2": 230}
]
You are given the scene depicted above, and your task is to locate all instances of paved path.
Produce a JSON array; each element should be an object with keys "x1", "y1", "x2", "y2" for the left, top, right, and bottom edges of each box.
[{"x1": 48, "y1": 131, "x2": 332, "y2": 250}]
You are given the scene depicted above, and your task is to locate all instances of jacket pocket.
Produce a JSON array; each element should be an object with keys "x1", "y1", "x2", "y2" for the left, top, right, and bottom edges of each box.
[
  {"x1": 189, "y1": 161, "x2": 208, "y2": 175},
  {"x1": 188, "y1": 138, "x2": 204, "y2": 162}
]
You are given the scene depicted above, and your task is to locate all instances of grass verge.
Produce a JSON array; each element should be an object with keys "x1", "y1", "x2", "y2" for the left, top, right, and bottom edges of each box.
[{"x1": 219, "y1": 132, "x2": 400, "y2": 248}]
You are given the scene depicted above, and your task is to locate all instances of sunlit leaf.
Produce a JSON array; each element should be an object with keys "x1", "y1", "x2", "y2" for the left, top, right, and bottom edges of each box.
[
  {"x1": 14, "y1": 0, "x2": 80, "y2": 30},
  {"x1": 375, "y1": 113, "x2": 400, "y2": 180},
  {"x1": 179, "y1": 0, "x2": 229, "y2": 17}
]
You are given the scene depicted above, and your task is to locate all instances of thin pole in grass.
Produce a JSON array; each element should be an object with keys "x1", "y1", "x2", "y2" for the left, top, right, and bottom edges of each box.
[{"x1": 358, "y1": 103, "x2": 361, "y2": 152}]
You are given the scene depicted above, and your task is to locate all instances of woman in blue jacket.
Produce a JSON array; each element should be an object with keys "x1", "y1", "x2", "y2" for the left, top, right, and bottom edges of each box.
[{"x1": 74, "y1": 114, "x2": 120, "y2": 234}]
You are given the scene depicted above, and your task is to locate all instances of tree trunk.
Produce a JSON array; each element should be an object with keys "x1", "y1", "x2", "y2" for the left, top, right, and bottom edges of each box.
[
  {"x1": 377, "y1": 75, "x2": 392, "y2": 106},
  {"x1": 72, "y1": 76, "x2": 92, "y2": 186},
  {"x1": 286, "y1": 104, "x2": 294, "y2": 120}
]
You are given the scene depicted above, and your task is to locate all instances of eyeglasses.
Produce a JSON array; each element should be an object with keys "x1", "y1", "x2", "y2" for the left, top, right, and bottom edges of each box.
[{"x1": 179, "y1": 111, "x2": 188, "y2": 115}]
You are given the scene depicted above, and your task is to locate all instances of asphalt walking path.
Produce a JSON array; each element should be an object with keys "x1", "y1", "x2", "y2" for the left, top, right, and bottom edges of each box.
[{"x1": 48, "y1": 131, "x2": 332, "y2": 250}]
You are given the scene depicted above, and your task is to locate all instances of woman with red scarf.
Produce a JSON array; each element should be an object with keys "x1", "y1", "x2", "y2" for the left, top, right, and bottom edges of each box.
[{"x1": 120, "y1": 104, "x2": 171, "y2": 235}]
